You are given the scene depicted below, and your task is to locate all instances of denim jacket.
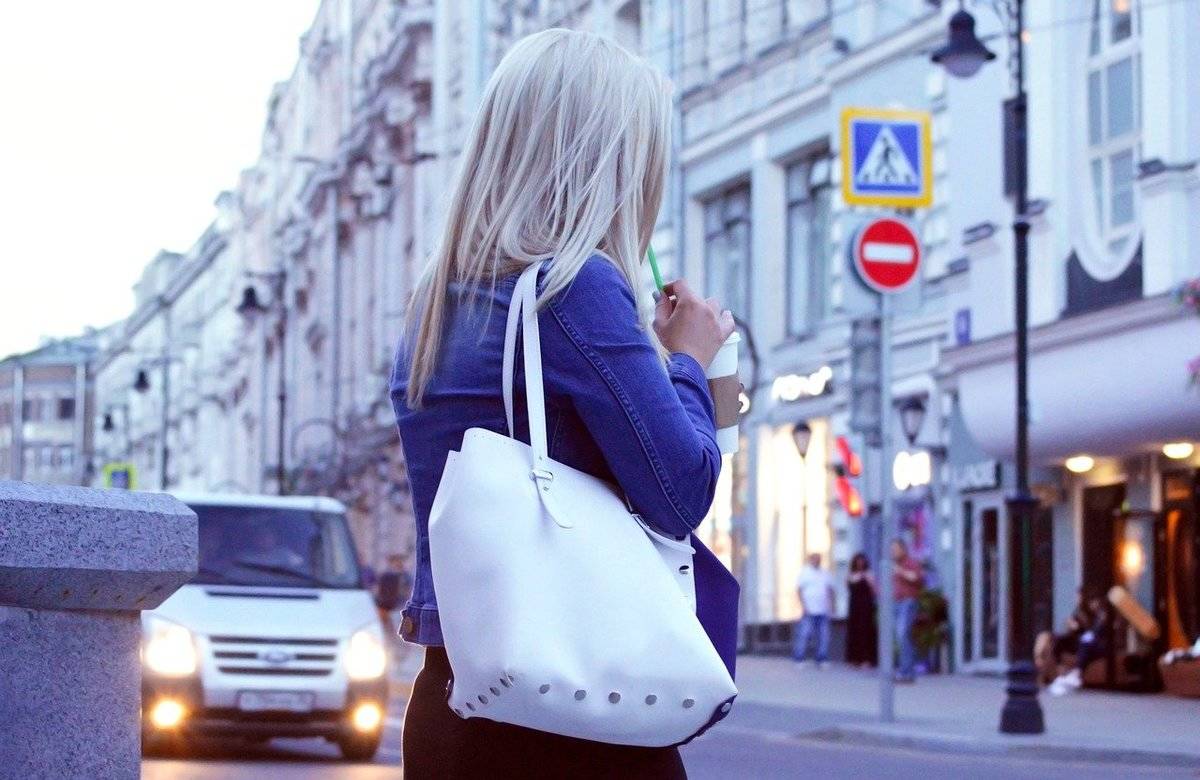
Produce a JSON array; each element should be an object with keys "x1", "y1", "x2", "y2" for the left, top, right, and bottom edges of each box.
[{"x1": 389, "y1": 256, "x2": 722, "y2": 646}]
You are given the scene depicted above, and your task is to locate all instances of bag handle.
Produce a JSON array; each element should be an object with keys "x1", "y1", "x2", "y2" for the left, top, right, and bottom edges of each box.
[{"x1": 501, "y1": 262, "x2": 551, "y2": 482}]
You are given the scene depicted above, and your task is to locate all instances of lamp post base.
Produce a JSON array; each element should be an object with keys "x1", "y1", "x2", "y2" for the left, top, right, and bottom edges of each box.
[{"x1": 999, "y1": 660, "x2": 1045, "y2": 734}]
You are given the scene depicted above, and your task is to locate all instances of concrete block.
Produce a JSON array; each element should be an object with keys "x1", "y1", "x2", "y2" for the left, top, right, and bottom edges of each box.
[
  {"x1": 0, "y1": 482, "x2": 197, "y2": 612},
  {"x1": 0, "y1": 607, "x2": 141, "y2": 779},
  {"x1": 0, "y1": 482, "x2": 197, "y2": 779}
]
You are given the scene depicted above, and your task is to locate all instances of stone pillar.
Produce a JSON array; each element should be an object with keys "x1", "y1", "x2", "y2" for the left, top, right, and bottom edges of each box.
[{"x1": 0, "y1": 482, "x2": 196, "y2": 780}]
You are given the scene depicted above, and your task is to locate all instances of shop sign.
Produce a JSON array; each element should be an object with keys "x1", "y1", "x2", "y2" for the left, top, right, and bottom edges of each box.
[
  {"x1": 771, "y1": 366, "x2": 833, "y2": 403},
  {"x1": 949, "y1": 459, "x2": 1000, "y2": 493},
  {"x1": 893, "y1": 450, "x2": 932, "y2": 491}
]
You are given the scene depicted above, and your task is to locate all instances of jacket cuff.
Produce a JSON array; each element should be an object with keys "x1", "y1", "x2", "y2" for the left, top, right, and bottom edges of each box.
[{"x1": 668, "y1": 352, "x2": 709, "y2": 389}]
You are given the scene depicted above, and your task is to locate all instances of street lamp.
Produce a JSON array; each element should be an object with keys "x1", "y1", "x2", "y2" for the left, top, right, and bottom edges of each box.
[
  {"x1": 236, "y1": 286, "x2": 269, "y2": 317},
  {"x1": 932, "y1": 0, "x2": 1044, "y2": 735},
  {"x1": 791, "y1": 422, "x2": 813, "y2": 459},
  {"x1": 237, "y1": 271, "x2": 289, "y2": 495},
  {"x1": 899, "y1": 397, "x2": 927, "y2": 447},
  {"x1": 930, "y1": 6, "x2": 996, "y2": 78}
]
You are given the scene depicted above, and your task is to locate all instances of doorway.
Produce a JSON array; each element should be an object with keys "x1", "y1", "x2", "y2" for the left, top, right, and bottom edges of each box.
[
  {"x1": 1080, "y1": 483, "x2": 1126, "y2": 598},
  {"x1": 959, "y1": 492, "x2": 1008, "y2": 671},
  {"x1": 1162, "y1": 470, "x2": 1199, "y2": 650}
]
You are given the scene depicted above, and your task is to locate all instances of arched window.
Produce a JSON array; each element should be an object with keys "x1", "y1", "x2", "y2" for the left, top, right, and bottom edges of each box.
[{"x1": 1085, "y1": 0, "x2": 1141, "y2": 262}]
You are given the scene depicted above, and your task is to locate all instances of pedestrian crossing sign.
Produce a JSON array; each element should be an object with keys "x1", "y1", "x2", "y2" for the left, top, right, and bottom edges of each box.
[{"x1": 840, "y1": 107, "x2": 933, "y2": 208}]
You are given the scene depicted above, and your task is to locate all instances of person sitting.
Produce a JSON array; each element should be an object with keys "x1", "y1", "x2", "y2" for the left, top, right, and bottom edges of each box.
[
  {"x1": 1048, "y1": 594, "x2": 1110, "y2": 695},
  {"x1": 1036, "y1": 588, "x2": 1096, "y2": 682}
]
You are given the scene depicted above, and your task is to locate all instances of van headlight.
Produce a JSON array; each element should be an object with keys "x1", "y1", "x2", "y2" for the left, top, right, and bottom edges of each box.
[
  {"x1": 143, "y1": 616, "x2": 198, "y2": 677},
  {"x1": 345, "y1": 625, "x2": 387, "y2": 681}
]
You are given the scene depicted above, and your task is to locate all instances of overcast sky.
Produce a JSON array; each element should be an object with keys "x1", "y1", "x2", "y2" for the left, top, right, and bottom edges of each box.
[{"x1": 0, "y1": 1, "x2": 320, "y2": 359}]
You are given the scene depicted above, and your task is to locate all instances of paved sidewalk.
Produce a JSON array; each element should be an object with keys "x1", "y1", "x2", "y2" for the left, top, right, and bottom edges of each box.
[{"x1": 734, "y1": 656, "x2": 1200, "y2": 767}]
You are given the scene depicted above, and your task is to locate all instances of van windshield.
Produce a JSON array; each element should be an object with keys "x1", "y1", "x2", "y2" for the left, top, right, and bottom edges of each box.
[{"x1": 192, "y1": 504, "x2": 363, "y2": 589}]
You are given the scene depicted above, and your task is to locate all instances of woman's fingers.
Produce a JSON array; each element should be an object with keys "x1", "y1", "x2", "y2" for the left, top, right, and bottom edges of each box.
[
  {"x1": 662, "y1": 278, "x2": 699, "y2": 305},
  {"x1": 718, "y1": 309, "x2": 736, "y2": 339}
]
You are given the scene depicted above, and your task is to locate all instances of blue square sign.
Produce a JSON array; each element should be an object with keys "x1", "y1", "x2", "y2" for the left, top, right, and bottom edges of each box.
[{"x1": 841, "y1": 107, "x2": 933, "y2": 208}]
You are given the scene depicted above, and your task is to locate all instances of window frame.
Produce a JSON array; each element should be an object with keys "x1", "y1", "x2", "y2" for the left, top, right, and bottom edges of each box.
[
  {"x1": 703, "y1": 183, "x2": 753, "y2": 322},
  {"x1": 1085, "y1": 0, "x2": 1141, "y2": 257},
  {"x1": 784, "y1": 156, "x2": 833, "y2": 339}
]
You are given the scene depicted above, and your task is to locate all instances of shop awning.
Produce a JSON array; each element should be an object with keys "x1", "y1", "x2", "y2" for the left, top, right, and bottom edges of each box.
[{"x1": 944, "y1": 294, "x2": 1200, "y2": 464}]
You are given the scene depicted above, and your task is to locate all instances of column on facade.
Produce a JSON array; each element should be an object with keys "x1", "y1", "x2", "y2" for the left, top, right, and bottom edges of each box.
[{"x1": 1139, "y1": 0, "x2": 1200, "y2": 295}]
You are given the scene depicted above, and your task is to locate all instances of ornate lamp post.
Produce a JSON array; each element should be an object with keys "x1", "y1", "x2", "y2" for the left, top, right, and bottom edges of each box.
[
  {"x1": 931, "y1": 0, "x2": 1044, "y2": 734},
  {"x1": 237, "y1": 271, "x2": 289, "y2": 495}
]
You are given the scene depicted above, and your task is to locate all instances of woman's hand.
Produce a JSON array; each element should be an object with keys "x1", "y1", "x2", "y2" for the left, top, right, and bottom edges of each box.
[{"x1": 653, "y1": 279, "x2": 735, "y2": 369}]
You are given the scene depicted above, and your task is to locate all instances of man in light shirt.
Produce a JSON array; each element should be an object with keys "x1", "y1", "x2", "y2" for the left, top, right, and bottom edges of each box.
[{"x1": 793, "y1": 553, "x2": 836, "y2": 668}]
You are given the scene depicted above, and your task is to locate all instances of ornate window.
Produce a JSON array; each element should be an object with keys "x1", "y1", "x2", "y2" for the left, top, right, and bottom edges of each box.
[
  {"x1": 704, "y1": 185, "x2": 752, "y2": 320},
  {"x1": 1085, "y1": 0, "x2": 1141, "y2": 262},
  {"x1": 785, "y1": 156, "x2": 832, "y2": 337}
]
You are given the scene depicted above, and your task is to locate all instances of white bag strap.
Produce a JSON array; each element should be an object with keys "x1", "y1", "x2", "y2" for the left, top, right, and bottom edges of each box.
[{"x1": 501, "y1": 262, "x2": 551, "y2": 480}]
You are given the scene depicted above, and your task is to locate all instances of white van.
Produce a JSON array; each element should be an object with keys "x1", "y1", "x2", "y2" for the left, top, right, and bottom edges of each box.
[{"x1": 140, "y1": 493, "x2": 389, "y2": 761}]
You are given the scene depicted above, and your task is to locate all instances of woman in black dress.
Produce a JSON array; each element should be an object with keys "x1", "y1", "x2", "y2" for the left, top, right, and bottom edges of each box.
[{"x1": 846, "y1": 552, "x2": 879, "y2": 667}]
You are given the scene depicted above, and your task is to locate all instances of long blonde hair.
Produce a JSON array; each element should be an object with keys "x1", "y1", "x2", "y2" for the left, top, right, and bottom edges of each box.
[{"x1": 405, "y1": 28, "x2": 671, "y2": 407}]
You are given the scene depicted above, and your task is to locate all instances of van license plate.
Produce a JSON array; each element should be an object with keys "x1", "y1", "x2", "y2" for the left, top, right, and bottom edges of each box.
[{"x1": 237, "y1": 691, "x2": 315, "y2": 712}]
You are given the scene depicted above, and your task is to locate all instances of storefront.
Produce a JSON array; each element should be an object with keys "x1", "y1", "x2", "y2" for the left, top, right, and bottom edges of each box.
[
  {"x1": 709, "y1": 356, "x2": 855, "y2": 653},
  {"x1": 944, "y1": 295, "x2": 1200, "y2": 684}
]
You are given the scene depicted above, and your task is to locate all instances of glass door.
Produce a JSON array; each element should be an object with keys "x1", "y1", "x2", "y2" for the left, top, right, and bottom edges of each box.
[{"x1": 959, "y1": 493, "x2": 1008, "y2": 671}]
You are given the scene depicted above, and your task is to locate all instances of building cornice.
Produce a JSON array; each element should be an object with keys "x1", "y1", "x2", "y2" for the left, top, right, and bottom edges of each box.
[
  {"x1": 95, "y1": 226, "x2": 228, "y2": 372},
  {"x1": 680, "y1": 14, "x2": 943, "y2": 168},
  {"x1": 822, "y1": 14, "x2": 942, "y2": 86},
  {"x1": 942, "y1": 294, "x2": 1188, "y2": 373}
]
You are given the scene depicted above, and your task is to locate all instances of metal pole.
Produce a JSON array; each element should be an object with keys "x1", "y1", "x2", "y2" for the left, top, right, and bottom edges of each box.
[
  {"x1": 276, "y1": 272, "x2": 288, "y2": 495},
  {"x1": 74, "y1": 361, "x2": 88, "y2": 486},
  {"x1": 999, "y1": 0, "x2": 1044, "y2": 734},
  {"x1": 878, "y1": 293, "x2": 895, "y2": 722},
  {"x1": 159, "y1": 307, "x2": 172, "y2": 490},
  {"x1": 11, "y1": 363, "x2": 25, "y2": 481},
  {"x1": 122, "y1": 405, "x2": 133, "y2": 461}
]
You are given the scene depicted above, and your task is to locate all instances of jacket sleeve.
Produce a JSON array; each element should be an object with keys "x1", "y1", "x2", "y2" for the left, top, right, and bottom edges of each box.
[{"x1": 542, "y1": 257, "x2": 722, "y2": 538}]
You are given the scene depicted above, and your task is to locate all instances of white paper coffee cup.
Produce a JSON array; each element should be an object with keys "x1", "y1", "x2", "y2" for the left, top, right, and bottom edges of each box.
[{"x1": 705, "y1": 333, "x2": 741, "y2": 454}]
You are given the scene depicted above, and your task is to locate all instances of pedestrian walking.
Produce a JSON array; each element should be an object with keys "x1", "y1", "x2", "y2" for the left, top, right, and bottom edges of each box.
[
  {"x1": 793, "y1": 553, "x2": 836, "y2": 668},
  {"x1": 390, "y1": 29, "x2": 735, "y2": 779},
  {"x1": 845, "y1": 552, "x2": 878, "y2": 668},
  {"x1": 891, "y1": 539, "x2": 924, "y2": 683}
]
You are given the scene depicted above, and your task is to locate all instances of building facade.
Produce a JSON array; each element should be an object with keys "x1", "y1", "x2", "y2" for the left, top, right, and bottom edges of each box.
[
  {"x1": 83, "y1": 0, "x2": 1200, "y2": 664},
  {"x1": 940, "y1": 0, "x2": 1200, "y2": 673},
  {"x1": 662, "y1": 1, "x2": 962, "y2": 652},
  {"x1": 1, "y1": 334, "x2": 99, "y2": 486}
]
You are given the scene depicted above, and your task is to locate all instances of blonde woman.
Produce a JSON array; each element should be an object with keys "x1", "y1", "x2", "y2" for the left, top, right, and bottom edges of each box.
[{"x1": 390, "y1": 29, "x2": 733, "y2": 777}]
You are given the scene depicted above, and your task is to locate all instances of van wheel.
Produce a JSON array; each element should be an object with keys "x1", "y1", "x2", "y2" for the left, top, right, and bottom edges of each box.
[{"x1": 338, "y1": 732, "x2": 382, "y2": 762}]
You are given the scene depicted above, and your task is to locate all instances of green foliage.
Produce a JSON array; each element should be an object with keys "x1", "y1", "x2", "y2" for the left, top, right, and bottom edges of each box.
[{"x1": 912, "y1": 588, "x2": 950, "y2": 654}]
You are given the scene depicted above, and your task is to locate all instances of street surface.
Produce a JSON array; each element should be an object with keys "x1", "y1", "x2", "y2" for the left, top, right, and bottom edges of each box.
[{"x1": 142, "y1": 699, "x2": 1195, "y2": 779}]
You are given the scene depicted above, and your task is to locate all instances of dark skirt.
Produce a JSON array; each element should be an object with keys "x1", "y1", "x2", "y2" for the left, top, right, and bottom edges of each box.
[
  {"x1": 846, "y1": 579, "x2": 878, "y2": 666},
  {"x1": 402, "y1": 646, "x2": 688, "y2": 779}
]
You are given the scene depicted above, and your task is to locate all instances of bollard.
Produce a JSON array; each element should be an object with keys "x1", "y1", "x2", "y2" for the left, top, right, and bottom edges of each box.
[{"x1": 0, "y1": 482, "x2": 196, "y2": 780}]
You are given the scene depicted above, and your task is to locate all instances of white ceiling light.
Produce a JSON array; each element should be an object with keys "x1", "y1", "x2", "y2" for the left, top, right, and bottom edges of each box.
[
  {"x1": 1162, "y1": 442, "x2": 1195, "y2": 460},
  {"x1": 1064, "y1": 455, "x2": 1095, "y2": 474}
]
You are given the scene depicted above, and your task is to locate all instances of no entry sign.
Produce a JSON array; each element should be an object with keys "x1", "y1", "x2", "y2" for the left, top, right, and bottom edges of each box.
[{"x1": 852, "y1": 218, "x2": 922, "y2": 294}]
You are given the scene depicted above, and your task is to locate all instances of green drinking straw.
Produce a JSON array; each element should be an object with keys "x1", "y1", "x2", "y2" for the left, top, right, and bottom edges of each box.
[{"x1": 647, "y1": 245, "x2": 665, "y2": 293}]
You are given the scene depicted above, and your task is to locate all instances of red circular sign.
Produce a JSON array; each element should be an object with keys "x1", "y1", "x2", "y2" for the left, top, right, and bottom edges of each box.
[{"x1": 853, "y1": 218, "x2": 921, "y2": 293}]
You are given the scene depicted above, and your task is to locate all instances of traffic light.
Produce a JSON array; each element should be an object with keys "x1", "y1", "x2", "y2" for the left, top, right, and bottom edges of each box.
[{"x1": 833, "y1": 435, "x2": 864, "y2": 517}]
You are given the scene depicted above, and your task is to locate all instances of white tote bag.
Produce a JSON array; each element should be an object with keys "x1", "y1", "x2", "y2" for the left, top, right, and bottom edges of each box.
[{"x1": 428, "y1": 261, "x2": 737, "y2": 747}]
